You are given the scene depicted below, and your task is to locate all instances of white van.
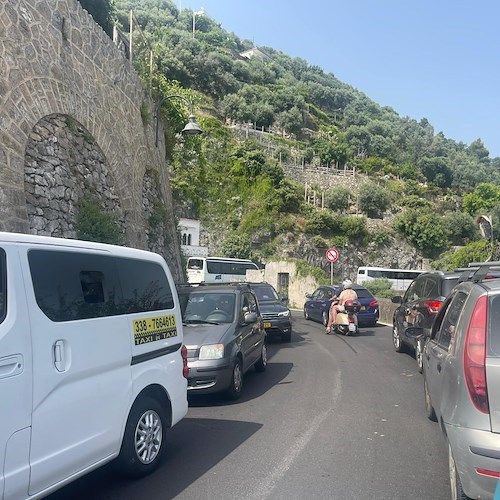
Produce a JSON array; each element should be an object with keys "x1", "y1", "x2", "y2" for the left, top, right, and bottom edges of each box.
[{"x1": 0, "y1": 233, "x2": 188, "y2": 500}]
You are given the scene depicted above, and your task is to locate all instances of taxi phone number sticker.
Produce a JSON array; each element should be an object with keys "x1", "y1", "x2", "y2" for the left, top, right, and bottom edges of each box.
[{"x1": 133, "y1": 315, "x2": 177, "y2": 345}]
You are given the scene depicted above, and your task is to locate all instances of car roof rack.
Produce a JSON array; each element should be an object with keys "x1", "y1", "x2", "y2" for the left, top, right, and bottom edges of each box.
[{"x1": 456, "y1": 261, "x2": 500, "y2": 284}]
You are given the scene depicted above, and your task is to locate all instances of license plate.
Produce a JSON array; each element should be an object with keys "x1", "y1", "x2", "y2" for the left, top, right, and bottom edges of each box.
[
  {"x1": 360, "y1": 306, "x2": 366, "y2": 310},
  {"x1": 263, "y1": 322, "x2": 272, "y2": 328},
  {"x1": 348, "y1": 323, "x2": 356, "y2": 332},
  {"x1": 132, "y1": 315, "x2": 177, "y2": 345}
]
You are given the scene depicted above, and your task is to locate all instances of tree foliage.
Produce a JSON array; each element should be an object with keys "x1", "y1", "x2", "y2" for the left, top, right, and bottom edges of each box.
[
  {"x1": 393, "y1": 209, "x2": 449, "y2": 257},
  {"x1": 78, "y1": 0, "x2": 116, "y2": 36},
  {"x1": 358, "y1": 183, "x2": 391, "y2": 218}
]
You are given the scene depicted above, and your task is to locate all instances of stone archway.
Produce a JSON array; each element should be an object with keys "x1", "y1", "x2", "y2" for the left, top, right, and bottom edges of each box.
[{"x1": 24, "y1": 114, "x2": 125, "y2": 238}]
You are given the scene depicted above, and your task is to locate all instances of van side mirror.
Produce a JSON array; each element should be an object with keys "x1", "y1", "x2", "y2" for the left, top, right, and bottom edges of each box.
[
  {"x1": 406, "y1": 327, "x2": 425, "y2": 339},
  {"x1": 391, "y1": 296, "x2": 403, "y2": 304},
  {"x1": 305, "y1": 293, "x2": 312, "y2": 298}
]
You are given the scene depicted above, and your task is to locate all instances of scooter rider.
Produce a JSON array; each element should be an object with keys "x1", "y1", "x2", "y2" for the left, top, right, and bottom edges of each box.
[{"x1": 326, "y1": 278, "x2": 358, "y2": 334}]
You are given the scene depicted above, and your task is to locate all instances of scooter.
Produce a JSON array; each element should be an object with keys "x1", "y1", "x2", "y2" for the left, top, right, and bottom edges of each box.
[{"x1": 331, "y1": 299, "x2": 361, "y2": 335}]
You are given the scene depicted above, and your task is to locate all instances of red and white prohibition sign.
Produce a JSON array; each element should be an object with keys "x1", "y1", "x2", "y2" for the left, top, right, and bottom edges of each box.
[{"x1": 325, "y1": 247, "x2": 339, "y2": 263}]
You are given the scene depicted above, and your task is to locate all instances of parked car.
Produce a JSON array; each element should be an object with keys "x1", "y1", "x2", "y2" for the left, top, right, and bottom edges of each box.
[
  {"x1": 391, "y1": 270, "x2": 462, "y2": 372},
  {"x1": 407, "y1": 263, "x2": 500, "y2": 500},
  {"x1": 304, "y1": 284, "x2": 379, "y2": 327},
  {"x1": 176, "y1": 283, "x2": 267, "y2": 399},
  {"x1": 248, "y1": 282, "x2": 292, "y2": 342}
]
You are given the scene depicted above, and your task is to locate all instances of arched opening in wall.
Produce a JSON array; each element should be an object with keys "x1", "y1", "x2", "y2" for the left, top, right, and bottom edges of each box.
[{"x1": 24, "y1": 114, "x2": 125, "y2": 241}]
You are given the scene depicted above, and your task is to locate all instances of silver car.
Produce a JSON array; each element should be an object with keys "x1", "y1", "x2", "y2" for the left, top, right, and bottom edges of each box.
[{"x1": 408, "y1": 263, "x2": 500, "y2": 499}]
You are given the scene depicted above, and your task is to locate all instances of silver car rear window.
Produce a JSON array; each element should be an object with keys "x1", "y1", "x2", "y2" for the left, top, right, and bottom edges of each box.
[{"x1": 488, "y1": 295, "x2": 500, "y2": 357}]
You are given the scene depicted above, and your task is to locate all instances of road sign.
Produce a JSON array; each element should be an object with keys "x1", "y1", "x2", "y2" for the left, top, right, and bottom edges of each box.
[{"x1": 325, "y1": 247, "x2": 339, "y2": 263}]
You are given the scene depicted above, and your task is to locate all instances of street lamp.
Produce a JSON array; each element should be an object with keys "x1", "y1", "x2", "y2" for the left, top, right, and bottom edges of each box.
[
  {"x1": 155, "y1": 94, "x2": 203, "y2": 147},
  {"x1": 192, "y1": 8, "x2": 204, "y2": 38},
  {"x1": 477, "y1": 215, "x2": 494, "y2": 262}
]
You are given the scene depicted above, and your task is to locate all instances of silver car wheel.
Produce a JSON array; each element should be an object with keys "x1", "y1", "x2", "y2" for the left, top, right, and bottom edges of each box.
[
  {"x1": 261, "y1": 343, "x2": 267, "y2": 366},
  {"x1": 134, "y1": 409, "x2": 163, "y2": 465}
]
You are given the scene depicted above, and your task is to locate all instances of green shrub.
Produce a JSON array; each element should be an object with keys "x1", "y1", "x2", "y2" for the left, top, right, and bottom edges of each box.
[
  {"x1": 325, "y1": 186, "x2": 352, "y2": 212},
  {"x1": 393, "y1": 208, "x2": 449, "y2": 257},
  {"x1": 370, "y1": 229, "x2": 394, "y2": 246},
  {"x1": 358, "y1": 182, "x2": 391, "y2": 218},
  {"x1": 304, "y1": 210, "x2": 339, "y2": 235},
  {"x1": 339, "y1": 216, "x2": 367, "y2": 242},
  {"x1": 295, "y1": 259, "x2": 329, "y2": 284},
  {"x1": 432, "y1": 241, "x2": 492, "y2": 271},
  {"x1": 220, "y1": 234, "x2": 253, "y2": 259},
  {"x1": 76, "y1": 195, "x2": 123, "y2": 245},
  {"x1": 362, "y1": 278, "x2": 394, "y2": 299},
  {"x1": 310, "y1": 235, "x2": 329, "y2": 249},
  {"x1": 399, "y1": 195, "x2": 430, "y2": 209}
]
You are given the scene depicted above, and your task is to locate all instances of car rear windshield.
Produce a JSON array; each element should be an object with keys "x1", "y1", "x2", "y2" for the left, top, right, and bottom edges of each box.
[
  {"x1": 441, "y1": 277, "x2": 460, "y2": 297},
  {"x1": 253, "y1": 285, "x2": 279, "y2": 301},
  {"x1": 354, "y1": 288, "x2": 373, "y2": 299},
  {"x1": 488, "y1": 294, "x2": 500, "y2": 356}
]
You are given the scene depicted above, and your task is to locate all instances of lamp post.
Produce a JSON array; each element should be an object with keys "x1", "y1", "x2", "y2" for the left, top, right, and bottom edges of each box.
[
  {"x1": 477, "y1": 215, "x2": 494, "y2": 262},
  {"x1": 154, "y1": 94, "x2": 203, "y2": 147},
  {"x1": 192, "y1": 8, "x2": 204, "y2": 38}
]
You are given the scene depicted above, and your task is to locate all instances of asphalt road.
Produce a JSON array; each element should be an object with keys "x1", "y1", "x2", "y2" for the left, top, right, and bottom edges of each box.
[{"x1": 48, "y1": 312, "x2": 449, "y2": 500}]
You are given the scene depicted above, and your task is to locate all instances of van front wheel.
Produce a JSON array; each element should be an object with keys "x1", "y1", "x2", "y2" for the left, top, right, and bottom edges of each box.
[{"x1": 116, "y1": 396, "x2": 168, "y2": 478}]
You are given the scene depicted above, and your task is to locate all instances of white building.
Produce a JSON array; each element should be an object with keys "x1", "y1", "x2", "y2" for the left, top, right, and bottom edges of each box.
[{"x1": 178, "y1": 218, "x2": 208, "y2": 257}]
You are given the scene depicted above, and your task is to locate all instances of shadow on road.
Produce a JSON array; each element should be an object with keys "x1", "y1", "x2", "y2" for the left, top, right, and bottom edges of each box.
[
  {"x1": 47, "y1": 417, "x2": 262, "y2": 500},
  {"x1": 188, "y1": 361, "x2": 293, "y2": 407}
]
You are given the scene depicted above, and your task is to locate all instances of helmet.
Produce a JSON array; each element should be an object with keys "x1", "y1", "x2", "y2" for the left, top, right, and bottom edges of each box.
[{"x1": 342, "y1": 278, "x2": 353, "y2": 289}]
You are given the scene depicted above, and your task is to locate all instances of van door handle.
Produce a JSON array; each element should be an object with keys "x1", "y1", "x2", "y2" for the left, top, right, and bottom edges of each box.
[
  {"x1": 437, "y1": 363, "x2": 442, "y2": 373},
  {"x1": 0, "y1": 355, "x2": 23, "y2": 379},
  {"x1": 53, "y1": 340, "x2": 66, "y2": 372}
]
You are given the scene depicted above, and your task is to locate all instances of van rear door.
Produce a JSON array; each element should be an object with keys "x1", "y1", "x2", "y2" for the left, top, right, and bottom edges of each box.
[{"x1": 0, "y1": 244, "x2": 32, "y2": 500}]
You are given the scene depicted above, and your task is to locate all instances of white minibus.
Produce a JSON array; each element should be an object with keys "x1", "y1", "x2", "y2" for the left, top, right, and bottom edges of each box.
[
  {"x1": 0, "y1": 233, "x2": 188, "y2": 499},
  {"x1": 356, "y1": 266, "x2": 423, "y2": 291},
  {"x1": 186, "y1": 256, "x2": 259, "y2": 284}
]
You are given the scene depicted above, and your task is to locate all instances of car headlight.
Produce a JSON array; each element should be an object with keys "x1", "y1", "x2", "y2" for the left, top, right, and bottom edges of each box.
[
  {"x1": 278, "y1": 310, "x2": 291, "y2": 317},
  {"x1": 199, "y1": 344, "x2": 225, "y2": 360}
]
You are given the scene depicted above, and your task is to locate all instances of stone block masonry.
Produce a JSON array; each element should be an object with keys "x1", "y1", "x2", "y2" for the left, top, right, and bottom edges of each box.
[{"x1": 0, "y1": 0, "x2": 183, "y2": 280}]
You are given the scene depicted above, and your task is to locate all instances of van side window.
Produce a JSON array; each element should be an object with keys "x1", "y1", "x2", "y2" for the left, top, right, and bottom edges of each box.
[
  {"x1": 0, "y1": 248, "x2": 6, "y2": 324},
  {"x1": 29, "y1": 251, "x2": 174, "y2": 322},
  {"x1": 115, "y1": 258, "x2": 174, "y2": 312},
  {"x1": 29, "y1": 250, "x2": 122, "y2": 322}
]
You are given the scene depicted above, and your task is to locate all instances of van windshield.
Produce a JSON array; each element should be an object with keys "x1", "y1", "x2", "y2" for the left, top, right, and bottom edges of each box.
[{"x1": 188, "y1": 259, "x2": 204, "y2": 270}]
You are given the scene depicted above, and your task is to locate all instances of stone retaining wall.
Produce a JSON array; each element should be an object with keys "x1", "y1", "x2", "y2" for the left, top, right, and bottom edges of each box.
[{"x1": 0, "y1": 0, "x2": 183, "y2": 280}]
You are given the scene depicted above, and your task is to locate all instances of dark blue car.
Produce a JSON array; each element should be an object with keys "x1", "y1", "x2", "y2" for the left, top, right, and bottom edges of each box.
[{"x1": 303, "y1": 284, "x2": 379, "y2": 327}]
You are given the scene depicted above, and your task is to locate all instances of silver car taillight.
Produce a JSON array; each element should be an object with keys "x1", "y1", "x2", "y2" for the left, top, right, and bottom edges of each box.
[{"x1": 463, "y1": 295, "x2": 489, "y2": 414}]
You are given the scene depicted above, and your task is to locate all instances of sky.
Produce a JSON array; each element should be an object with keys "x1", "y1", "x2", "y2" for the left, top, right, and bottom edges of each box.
[{"x1": 178, "y1": 0, "x2": 500, "y2": 158}]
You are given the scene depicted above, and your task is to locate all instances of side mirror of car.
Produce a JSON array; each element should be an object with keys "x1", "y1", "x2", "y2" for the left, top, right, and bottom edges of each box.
[
  {"x1": 280, "y1": 296, "x2": 289, "y2": 305},
  {"x1": 391, "y1": 296, "x2": 403, "y2": 304},
  {"x1": 405, "y1": 327, "x2": 425, "y2": 339},
  {"x1": 243, "y1": 312, "x2": 258, "y2": 324},
  {"x1": 305, "y1": 293, "x2": 312, "y2": 298}
]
